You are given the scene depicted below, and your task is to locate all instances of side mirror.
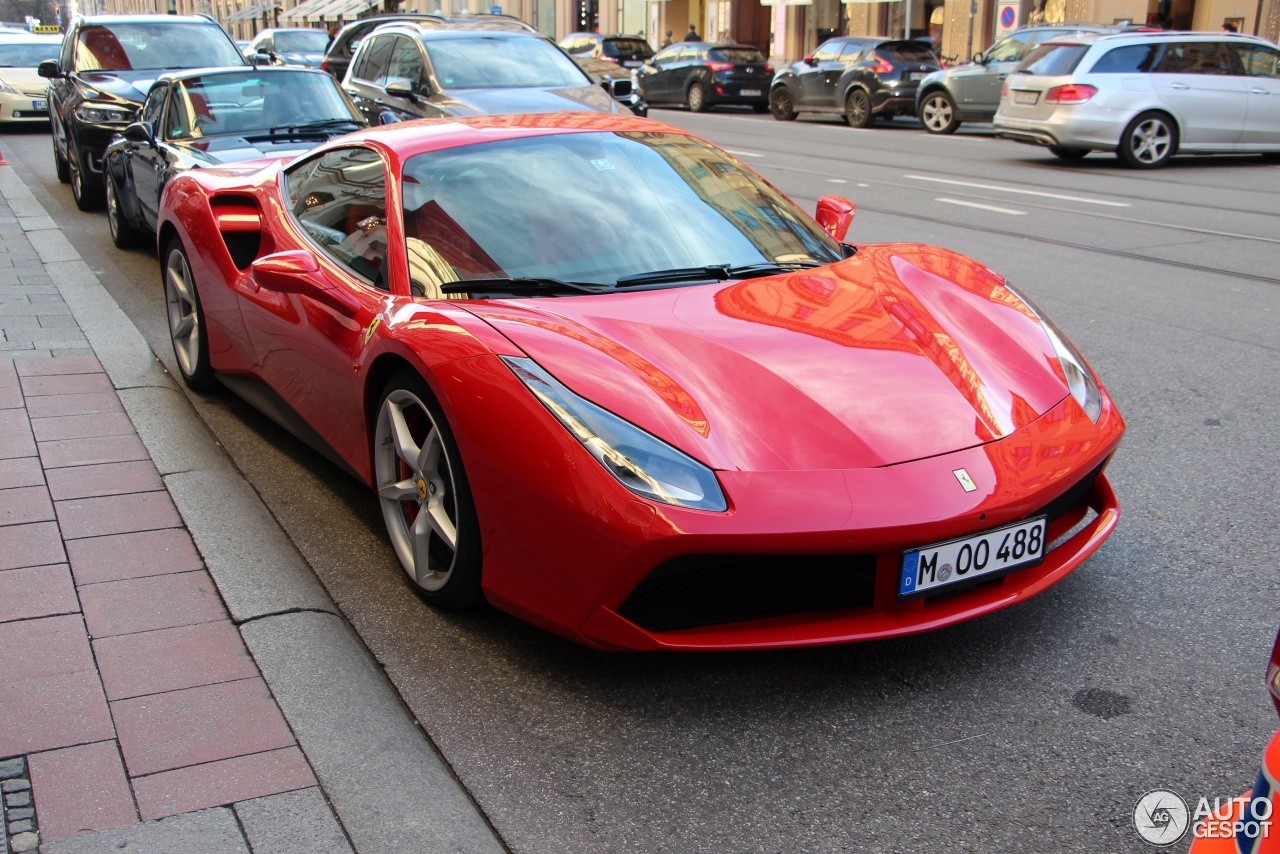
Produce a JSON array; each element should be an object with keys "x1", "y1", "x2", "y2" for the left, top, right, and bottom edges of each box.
[
  {"x1": 251, "y1": 251, "x2": 360, "y2": 316},
  {"x1": 122, "y1": 121, "x2": 155, "y2": 147},
  {"x1": 815, "y1": 195, "x2": 856, "y2": 242},
  {"x1": 38, "y1": 59, "x2": 60, "y2": 79},
  {"x1": 377, "y1": 110, "x2": 402, "y2": 125},
  {"x1": 972, "y1": 51, "x2": 985, "y2": 63},
  {"x1": 803, "y1": 53, "x2": 816, "y2": 66},
  {"x1": 384, "y1": 78, "x2": 417, "y2": 100}
]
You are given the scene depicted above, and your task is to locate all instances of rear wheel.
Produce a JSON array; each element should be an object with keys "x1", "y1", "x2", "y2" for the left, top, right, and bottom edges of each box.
[
  {"x1": 919, "y1": 90, "x2": 959, "y2": 134},
  {"x1": 106, "y1": 176, "x2": 140, "y2": 249},
  {"x1": 1048, "y1": 146, "x2": 1089, "y2": 160},
  {"x1": 769, "y1": 86, "x2": 796, "y2": 121},
  {"x1": 68, "y1": 139, "x2": 103, "y2": 211},
  {"x1": 373, "y1": 370, "x2": 482, "y2": 609},
  {"x1": 844, "y1": 89, "x2": 873, "y2": 128},
  {"x1": 686, "y1": 81, "x2": 708, "y2": 113},
  {"x1": 52, "y1": 133, "x2": 69, "y2": 183},
  {"x1": 163, "y1": 237, "x2": 215, "y2": 391},
  {"x1": 1117, "y1": 111, "x2": 1176, "y2": 169}
]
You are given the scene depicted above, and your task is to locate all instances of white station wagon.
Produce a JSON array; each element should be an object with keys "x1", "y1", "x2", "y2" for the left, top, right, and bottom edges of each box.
[{"x1": 993, "y1": 31, "x2": 1280, "y2": 168}]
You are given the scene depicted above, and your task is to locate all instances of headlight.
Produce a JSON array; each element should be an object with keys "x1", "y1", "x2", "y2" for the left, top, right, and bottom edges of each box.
[
  {"x1": 1006, "y1": 285, "x2": 1103, "y2": 423},
  {"x1": 74, "y1": 103, "x2": 134, "y2": 124},
  {"x1": 502, "y1": 356, "x2": 728, "y2": 512},
  {"x1": 0, "y1": 79, "x2": 17, "y2": 96}
]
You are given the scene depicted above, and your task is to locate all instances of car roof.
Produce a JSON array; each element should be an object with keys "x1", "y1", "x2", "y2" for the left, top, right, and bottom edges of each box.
[
  {"x1": 1040, "y1": 30, "x2": 1276, "y2": 46},
  {"x1": 152, "y1": 65, "x2": 334, "y2": 84},
  {"x1": 377, "y1": 25, "x2": 543, "y2": 41},
  {"x1": 72, "y1": 14, "x2": 225, "y2": 25},
  {"x1": 0, "y1": 33, "x2": 61, "y2": 43}
]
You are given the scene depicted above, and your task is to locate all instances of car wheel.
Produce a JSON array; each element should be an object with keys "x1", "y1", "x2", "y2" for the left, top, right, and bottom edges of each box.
[
  {"x1": 52, "y1": 132, "x2": 69, "y2": 184},
  {"x1": 106, "y1": 176, "x2": 139, "y2": 249},
  {"x1": 686, "y1": 81, "x2": 708, "y2": 113},
  {"x1": 919, "y1": 90, "x2": 959, "y2": 134},
  {"x1": 770, "y1": 86, "x2": 796, "y2": 121},
  {"x1": 1048, "y1": 146, "x2": 1089, "y2": 161},
  {"x1": 373, "y1": 370, "x2": 482, "y2": 609},
  {"x1": 163, "y1": 237, "x2": 215, "y2": 391},
  {"x1": 844, "y1": 89, "x2": 873, "y2": 129},
  {"x1": 1117, "y1": 111, "x2": 1176, "y2": 169},
  {"x1": 68, "y1": 139, "x2": 103, "y2": 211}
]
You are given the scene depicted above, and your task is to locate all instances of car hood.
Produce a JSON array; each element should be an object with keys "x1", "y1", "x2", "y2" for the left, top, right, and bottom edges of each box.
[
  {"x1": 177, "y1": 133, "x2": 346, "y2": 164},
  {"x1": 77, "y1": 70, "x2": 164, "y2": 103},
  {"x1": 438, "y1": 84, "x2": 623, "y2": 116},
  {"x1": 463, "y1": 245, "x2": 1071, "y2": 472}
]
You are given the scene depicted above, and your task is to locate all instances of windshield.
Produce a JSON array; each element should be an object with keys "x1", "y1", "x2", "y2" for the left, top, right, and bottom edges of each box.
[
  {"x1": 274, "y1": 30, "x2": 329, "y2": 53},
  {"x1": 400, "y1": 131, "x2": 842, "y2": 295},
  {"x1": 167, "y1": 70, "x2": 360, "y2": 139},
  {"x1": 74, "y1": 23, "x2": 245, "y2": 72},
  {"x1": 602, "y1": 38, "x2": 653, "y2": 58},
  {"x1": 425, "y1": 36, "x2": 589, "y2": 89},
  {"x1": 709, "y1": 47, "x2": 765, "y2": 64},
  {"x1": 0, "y1": 41, "x2": 60, "y2": 67}
]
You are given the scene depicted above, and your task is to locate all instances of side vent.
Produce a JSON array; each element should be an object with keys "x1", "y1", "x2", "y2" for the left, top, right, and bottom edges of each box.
[{"x1": 210, "y1": 196, "x2": 262, "y2": 270}]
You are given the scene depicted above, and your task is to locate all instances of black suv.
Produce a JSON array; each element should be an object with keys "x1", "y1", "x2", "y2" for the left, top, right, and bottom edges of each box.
[
  {"x1": 40, "y1": 15, "x2": 247, "y2": 210},
  {"x1": 321, "y1": 13, "x2": 536, "y2": 81},
  {"x1": 769, "y1": 37, "x2": 940, "y2": 127}
]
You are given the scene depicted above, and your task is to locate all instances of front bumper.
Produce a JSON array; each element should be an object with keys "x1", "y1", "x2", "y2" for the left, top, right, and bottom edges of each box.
[{"x1": 0, "y1": 91, "x2": 49, "y2": 123}]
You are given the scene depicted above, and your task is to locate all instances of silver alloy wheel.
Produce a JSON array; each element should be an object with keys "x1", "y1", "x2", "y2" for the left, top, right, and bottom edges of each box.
[
  {"x1": 374, "y1": 388, "x2": 459, "y2": 591},
  {"x1": 1128, "y1": 117, "x2": 1172, "y2": 165},
  {"x1": 920, "y1": 92, "x2": 957, "y2": 134},
  {"x1": 106, "y1": 179, "x2": 123, "y2": 242},
  {"x1": 164, "y1": 246, "x2": 201, "y2": 379},
  {"x1": 687, "y1": 82, "x2": 706, "y2": 112}
]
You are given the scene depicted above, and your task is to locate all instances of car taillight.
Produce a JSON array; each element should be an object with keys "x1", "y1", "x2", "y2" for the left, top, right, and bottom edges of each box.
[
  {"x1": 602, "y1": 56, "x2": 620, "y2": 64},
  {"x1": 764, "y1": 64, "x2": 773, "y2": 74},
  {"x1": 1045, "y1": 84, "x2": 1097, "y2": 104},
  {"x1": 1269, "y1": 628, "x2": 1280, "y2": 717},
  {"x1": 869, "y1": 53, "x2": 893, "y2": 75},
  {"x1": 320, "y1": 57, "x2": 329, "y2": 72},
  {"x1": 1001, "y1": 82, "x2": 1007, "y2": 99},
  {"x1": 707, "y1": 61, "x2": 733, "y2": 72}
]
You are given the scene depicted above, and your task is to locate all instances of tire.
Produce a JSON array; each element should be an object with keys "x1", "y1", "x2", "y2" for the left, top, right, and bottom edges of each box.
[
  {"x1": 1117, "y1": 111, "x2": 1176, "y2": 169},
  {"x1": 844, "y1": 88, "x2": 873, "y2": 129},
  {"x1": 105, "y1": 176, "x2": 140, "y2": 249},
  {"x1": 68, "y1": 138, "x2": 103, "y2": 211},
  {"x1": 373, "y1": 370, "x2": 483, "y2": 609},
  {"x1": 52, "y1": 132, "x2": 69, "y2": 183},
  {"x1": 162, "y1": 237, "x2": 216, "y2": 391},
  {"x1": 686, "y1": 81, "x2": 708, "y2": 113},
  {"x1": 770, "y1": 86, "x2": 796, "y2": 121},
  {"x1": 919, "y1": 90, "x2": 959, "y2": 134},
  {"x1": 1048, "y1": 146, "x2": 1089, "y2": 161}
]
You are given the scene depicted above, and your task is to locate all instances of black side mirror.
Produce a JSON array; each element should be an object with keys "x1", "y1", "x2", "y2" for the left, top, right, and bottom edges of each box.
[
  {"x1": 38, "y1": 59, "x2": 60, "y2": 79},
  {"x1": 122, "y1": 121, "x2": 155, "y2": 147},
  {"x1": 384, "y1": 78, "x2": 417, "y2": 101},
  {"x1": 377, "y1": 110, "x2": 402, "y2": 125}
]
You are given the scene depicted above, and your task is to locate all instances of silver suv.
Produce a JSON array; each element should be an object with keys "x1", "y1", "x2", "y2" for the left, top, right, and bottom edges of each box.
[
  {"x1": 915, "y1": 25, "x2": 1118, "y2": 133},
  {"x1": 994, "y1": 32, "x2": 1280, "y2": 168}
]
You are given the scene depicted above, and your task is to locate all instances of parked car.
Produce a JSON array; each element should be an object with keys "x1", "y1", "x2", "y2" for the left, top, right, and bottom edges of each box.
[
  {"x1": 246, "y1": 27, "x2": 329, "y2": 68},
  {"x1": 320, "y1": 13, "x2": 535, "y2": 81},
  {"x1": 915, "y1": 25, "x2": 1121, "y2": 134},
  {"x1": 155, "y1": 111, "x2": 1124, "y2": 650},
  {"x1": 342, "y1": 26, "x2": 627, "y2": 124},
  {"x1": 994, "y1": 31, "x2": 1280, "y2": 167},
  {"x1": 573, "y1": 54, "x2": 649, "y2": 116},
  {"x1": 558, "y1": 32, "x2": 655, "y2": 68},
  {"x1": 39, "y1": 15, "x2": 248, "y2": 211},
  {"x1": 103, "y1": 67, "x2": 365, "y2": 249},
  {"x1": 770, "y1": 37, "x2": 939, "y2": 127},
  {"x1": 638, "y1": 42, "x2": 772, "y2": 112},
  {"x1": 0, "y1": 32, "x2": 61, "y2": 124}
]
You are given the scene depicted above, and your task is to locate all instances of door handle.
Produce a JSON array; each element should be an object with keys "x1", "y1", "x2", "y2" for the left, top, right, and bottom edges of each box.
[
  {"x1": 1250, "y1": 87, "x2": 1269, "y2": 94},
  {"x1": 1170, "y1": 82, "x2": 1190, "y2": 89}
]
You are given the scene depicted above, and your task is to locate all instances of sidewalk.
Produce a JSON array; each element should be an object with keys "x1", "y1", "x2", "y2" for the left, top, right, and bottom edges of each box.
[{"x1": 0, "y1": 162, "x2": 504, "y2": 852}]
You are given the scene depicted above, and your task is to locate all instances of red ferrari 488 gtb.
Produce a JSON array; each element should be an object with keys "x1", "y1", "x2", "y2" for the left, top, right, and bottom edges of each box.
[{"x1": 157, "y1": 112, "x2": 1124, "y2": 650}]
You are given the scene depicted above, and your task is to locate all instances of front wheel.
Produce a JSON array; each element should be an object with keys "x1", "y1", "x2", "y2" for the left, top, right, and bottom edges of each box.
[
  {"x1": 373, "y1": 371, "x2": 482, "y2": 609},
  {"x1": 919, "y1": 90, "x2": 959, "y2": 134},
  {"x1": 844, "y1": 89, "x2": 873, "y2": 128},
  {"x1": 686, "y1": 81, "x2": 708, "y2": 113},
  {"x1": 163, "y1": 237, "x2": 215, "y2": 391},
  {"x1": 106, "y1": 176, "x2": 140, "y2": 249},
  {"x1": 1048, "y1": 146, "x2": 1089, "y2": 161},
  {"x1": 52, "y1": 132, "x2": 69, "y2": 183},
  {"x1": 769, "y1": 86, "x2": 796, "y2": 121},
  {"x1": 1117, "y1": 111, "x2": 1176, "y2": 169}
]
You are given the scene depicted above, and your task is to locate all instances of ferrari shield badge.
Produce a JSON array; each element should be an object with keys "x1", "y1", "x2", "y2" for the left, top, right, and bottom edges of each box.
[{"x1": 953, "y1": 469, "x2": 978, "y2": 492}]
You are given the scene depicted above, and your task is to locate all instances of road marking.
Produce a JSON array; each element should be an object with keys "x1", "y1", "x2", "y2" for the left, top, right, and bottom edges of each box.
[
  {"x1": 905, "y1": 174, "x2": 1131, "y2": 207},
  {"x1": 937, "y1": 197, "x2": 1026, "y2": 215},
  {"x1": 827, "y1": 178, "x2": 848, "y2": 184},
  {"x1": 726, "y1": 149, "x2": 764, "y2": 158}
]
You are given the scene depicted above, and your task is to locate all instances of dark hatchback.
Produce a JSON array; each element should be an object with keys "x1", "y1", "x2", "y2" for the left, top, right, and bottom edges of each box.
[
  {"x1": 769, "y1": 37, "x2": 940, "y2": 127},
  {"x1": 637, "y1": 42, "x2": 772, "y2": 112},
  {"x1": 102, "y1": 67, "x2": 365, "y2": 249},
  {"x1": 559, "y1": 33, "x2": 655, "y2": 69},
  {"x1": 40, "y1": 15, "x2": 248, "y2": 211}
]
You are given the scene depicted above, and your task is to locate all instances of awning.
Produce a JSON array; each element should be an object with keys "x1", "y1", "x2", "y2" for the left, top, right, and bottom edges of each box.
[
  {"x1": 279, "y1": 0, "x2": 328, "y2": 20},
  {"x1": 303, "y1": 0, "x2": 376, "y2": 21},
  {"x1": 228, "y1": 3, "x2": 281, "y2": 20}
]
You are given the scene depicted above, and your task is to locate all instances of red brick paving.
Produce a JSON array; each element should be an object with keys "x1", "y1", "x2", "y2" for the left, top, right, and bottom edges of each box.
[
  {"x1": 0, "y1": 408, "x2": 36, "y2": 459},
  {"x1": 0, "y1": 456, "x2": 43, "y2": 489},
  {"x1": 19, "y1": 372, "x2": 113, "y2": 396},
  {"x1": 0, "y1": 484, "x2": 54, "y2": 526},
  {"x1": 95, "y1": 620, "x2": 259, "y2": 702},
  {"x1": 37, "y1": 433, "x2": 150, "y2": 469},
  {"x1": 112, "y1": 677, "x2": 297, "y2": 776},
  {"x1": 79, "y1": 571, "x2": 225, "y2": 638},
  {"x1": 0, "y1": 521, "x2": 66, "y2": 570},
  {"x1": 66, "y1": 528, "x2": 203, "y2": 585},
  {"x1": 16, "y1": 356, "x2": 103, "y2": 377},
  {"x1": 55, "y1": 490, "x2": 181, "y2": 540},
  {"x1": 45, "y1": 460, "x2": 164, "y2": 501},
  {"x1": 28, "y1": 740, "x2": 139, "y2": 842},
  {"x1": 132, "y1": 746, "x2": 315, "y2": 821},
  {"x1": 0, "y1": 564, "x2": 79, "y2": 623},
  {"x1": 30, "y1": 411, "x2": 137, "y2": 442},
  {"x1": 0, "y1": 384, "x2": 20, "y2": 410},
  {"x1": 25, "y1": 390, "x2": 125, "y2": 419}
]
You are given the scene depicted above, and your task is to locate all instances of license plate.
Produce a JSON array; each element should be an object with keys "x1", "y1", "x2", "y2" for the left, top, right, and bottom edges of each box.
[
  {"x1": 740, "y1": 88, "x2": 761, "y2": 97},
  {"x1": 1012, "y1": 89, "x2": 1039, "y2": 105},
  {"x1": 32, "y1": 99, "x2": 45, "y2": 111},
  {"x1": 910, "y1": 72, "x2": 928, "y2": 80},
  {"x1": 622, "y1": 60, "x2": 641, "y2": 67},
  {"x1": 898, "y1": 516, "x2": 1047, "y2": 599}
]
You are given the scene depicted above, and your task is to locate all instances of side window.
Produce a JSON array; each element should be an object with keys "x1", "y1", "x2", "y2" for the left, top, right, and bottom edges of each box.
[
  {"x1": 285, "y1": 148, "x2": 390, "y2": 289},
  {"x1": 167, "y1": 89, "x2": 192, "y2": 139},
  {"x1": 986, "y1": 33, "x2": 1031, "y2": 63},
  {"x1": 812, "y1": 40, "x2": 842, "y2": 62},
  {"x1": 1156, "y1": 41, "x2": 1233, "y2": 75},
  {"x1": 1234, "y1": 44, "x2": 1280, "y2": 77},
  {"x1": 838, "y1": 42, "x2": 864, "y2": 62},
  {"x1": 1087, "y1": 44, "x2": 1160, "y2": 73},
  {"x1": 652, "y1": 46, "x2": 678, "y2": 66},
  {"x1": 355, "y1": 35, "x2": 395, "y2": 84},
  {"x1": 141, "y1": 84, "x2": 166, "y2": 129},
  {"x1": 386, "y1": 37, "x2": 423, "y2": 91}
]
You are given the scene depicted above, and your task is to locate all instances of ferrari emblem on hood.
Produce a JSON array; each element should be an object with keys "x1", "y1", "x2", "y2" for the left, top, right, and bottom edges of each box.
[{"x1": 953, "y1": 469, "x2": 977, "y2": 492}]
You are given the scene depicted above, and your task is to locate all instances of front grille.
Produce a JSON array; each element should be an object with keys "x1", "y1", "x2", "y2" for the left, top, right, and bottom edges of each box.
[{"x1": 617, "y1": 553, "x2": 876, "y2": 633}]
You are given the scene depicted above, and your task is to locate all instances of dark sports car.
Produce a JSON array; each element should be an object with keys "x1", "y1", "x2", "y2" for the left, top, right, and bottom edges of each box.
[
  {"x1": 156, "y1": 112, "x2": 1124, "y2": 651},
  {"x1": 103, "y1": 67, "x2": 365, "y2": 249}
]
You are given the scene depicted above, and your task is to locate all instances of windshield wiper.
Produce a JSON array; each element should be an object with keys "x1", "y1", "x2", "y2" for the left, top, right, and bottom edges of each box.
[
  {"x1": 614, "y1": 261, "x2": 823, "y2": 288},
  {"x1": 439, "y1": 277, "x2": 606, "y2": 296},
  {"x1": 266, "y1": 118, "x2": 362, "y2": 134}
]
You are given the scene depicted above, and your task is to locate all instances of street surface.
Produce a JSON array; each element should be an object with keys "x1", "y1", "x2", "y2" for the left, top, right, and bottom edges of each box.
[{"x1": 5, "y1": 112, "x2": 1278, "y2": 853}]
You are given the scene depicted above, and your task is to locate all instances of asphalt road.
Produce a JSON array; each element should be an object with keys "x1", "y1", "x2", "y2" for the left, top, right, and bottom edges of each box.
[{"x1": 5, "y1": 112, "x2": 1278, "y2": 853}]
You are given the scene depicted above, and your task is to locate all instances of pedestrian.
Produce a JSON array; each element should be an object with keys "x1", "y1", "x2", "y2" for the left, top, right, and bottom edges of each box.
[
  {"x1": 661, "y1": 29, "x2": 673, "y2": 47},
  {"x1": 1221, "y1": 21, "x2": 1238, "y2": 31},
  {"x1": 684, "y1": 23, "x2": 702, "y2": 41}
]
